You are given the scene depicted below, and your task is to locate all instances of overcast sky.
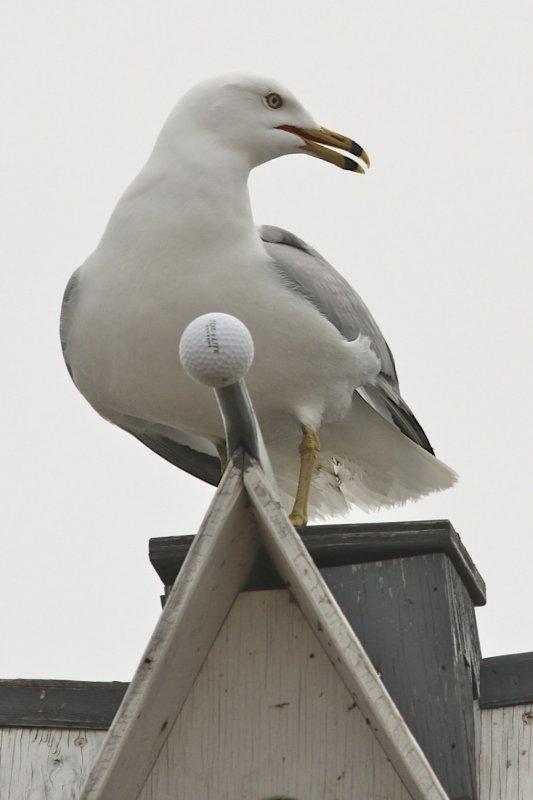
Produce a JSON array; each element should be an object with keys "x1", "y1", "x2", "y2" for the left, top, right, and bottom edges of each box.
[{"x1": 2, "y1": 0, "x2": 532, "y2": 682}]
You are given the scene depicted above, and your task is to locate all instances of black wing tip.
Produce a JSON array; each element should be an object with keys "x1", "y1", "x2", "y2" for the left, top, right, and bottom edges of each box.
[{"x1": 132, "y1": 432, "x2": 221, "y2": 486}]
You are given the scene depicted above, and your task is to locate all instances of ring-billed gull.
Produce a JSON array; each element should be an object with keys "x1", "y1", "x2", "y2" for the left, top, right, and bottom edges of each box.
[{"x1": 60, "y1": 73, "x2": 456, "y2": 525}]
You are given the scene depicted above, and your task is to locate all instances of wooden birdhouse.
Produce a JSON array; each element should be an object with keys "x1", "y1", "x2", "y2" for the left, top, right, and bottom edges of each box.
[
  {"x1": 1, "y1": 346, "x2": 532, "y2": 799},
  {"x1": 1, "y1": 456, "x2": 532, "y2": 797}
]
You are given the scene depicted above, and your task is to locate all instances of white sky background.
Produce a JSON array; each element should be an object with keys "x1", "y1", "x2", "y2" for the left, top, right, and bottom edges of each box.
[{"x1": 1, "y1": 0, "x2": 532, "y2": 681}]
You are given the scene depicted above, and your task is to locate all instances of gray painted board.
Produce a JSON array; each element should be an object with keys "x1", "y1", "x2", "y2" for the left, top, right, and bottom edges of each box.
[
  {"x1": 0, "y1": 680, "x2": 127, "y2": 730},
  {"x1": 149, "y1": 519, "x2": 486, "y2": 606},
  {"x1": 321, "y1": 553, "x2": 480, "y2": 800},
  {"x1": 481, "y1": 653, "x2": 533, "y2": 709}
]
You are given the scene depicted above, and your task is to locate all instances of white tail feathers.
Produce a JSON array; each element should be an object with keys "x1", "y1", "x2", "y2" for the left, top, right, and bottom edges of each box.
[{"x1": 269, "y1": 393, "x2": 457, "y2": 520}]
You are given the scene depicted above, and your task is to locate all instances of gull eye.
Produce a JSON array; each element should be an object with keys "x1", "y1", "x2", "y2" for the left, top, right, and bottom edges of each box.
[{"x1": 264, "y1": 92, "x2": 283, "y2": 110}]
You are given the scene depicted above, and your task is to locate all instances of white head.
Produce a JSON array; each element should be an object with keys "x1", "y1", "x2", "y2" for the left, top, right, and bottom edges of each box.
[{"x1": 157, "y1": 73, "x2": 370, "y2": 173}]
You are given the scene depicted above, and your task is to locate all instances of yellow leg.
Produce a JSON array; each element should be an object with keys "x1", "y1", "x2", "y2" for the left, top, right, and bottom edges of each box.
[
  {"x1": 289, "y1": 426, "x2": 321, "y2": 527},
  {"x1": 216, "y1": 441, "x2": 228, "y2": 475}
]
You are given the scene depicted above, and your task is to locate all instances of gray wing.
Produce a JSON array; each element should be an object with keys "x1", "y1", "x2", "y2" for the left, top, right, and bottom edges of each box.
[
  {"x1": 60, "y1": 269, "x2": 222, "y2": 486},
  {"x1": 60, "y1": 269, "x2": 81, "y2": 379},
  {"x1": 260, "y1": 225, "x2": 434, "y2": 454},
  {"x1": 130, "y1": 431, "x2": 221, "y2": 485}
]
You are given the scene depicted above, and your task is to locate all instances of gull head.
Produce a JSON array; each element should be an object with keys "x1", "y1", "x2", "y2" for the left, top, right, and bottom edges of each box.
[{"x1": 159, "y1": 73, "x2": 370, "y2": 173}]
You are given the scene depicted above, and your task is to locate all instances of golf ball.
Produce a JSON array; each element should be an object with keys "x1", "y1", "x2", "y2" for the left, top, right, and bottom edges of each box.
[{"x1": 179, "y1": 313, "x2": 255, "y2": 388}]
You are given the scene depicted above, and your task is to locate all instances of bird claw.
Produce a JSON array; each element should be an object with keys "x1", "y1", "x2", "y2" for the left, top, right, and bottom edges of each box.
[{"x1": 289, "y1": 510, "x2": 307, "y2": 527}]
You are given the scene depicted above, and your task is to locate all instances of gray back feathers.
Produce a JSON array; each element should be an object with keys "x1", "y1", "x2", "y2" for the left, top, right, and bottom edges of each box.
[{"x1": 260, "y1": 225, "x2": 433, "y2": 454}]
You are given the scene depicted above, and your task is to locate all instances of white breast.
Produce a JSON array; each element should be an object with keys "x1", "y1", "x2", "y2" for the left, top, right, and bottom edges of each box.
[{"x1": 67, "y1": 227, "x2": 380, "y2": 446}]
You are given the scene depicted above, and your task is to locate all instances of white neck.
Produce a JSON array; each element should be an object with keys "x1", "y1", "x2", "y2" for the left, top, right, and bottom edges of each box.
[
  {"x1": 97, "y1": 129, "x2": 262, "y2": 263},
  {"x1": 141, "y1": 129, "x2": 258, "y2": 244}
]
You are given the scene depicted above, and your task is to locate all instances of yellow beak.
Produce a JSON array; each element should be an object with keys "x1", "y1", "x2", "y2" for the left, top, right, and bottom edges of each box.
[{"x1": 277, "y1": 125, "x2": 370, "y2": 173}]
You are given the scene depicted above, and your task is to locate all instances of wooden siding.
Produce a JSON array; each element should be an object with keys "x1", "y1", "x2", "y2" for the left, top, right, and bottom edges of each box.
[
  {"x1": 138, "y1": 589, "x2": 413, "y2": 800},
  {"x1": 478, "y1": 702, "x2": 533, "y2": 799},
  {"x1": 0, "y1": 727, "x2": 106, "y2": 800},
  {"x1": 3, "y1": 698, "x2": 533, "y2": 799}
]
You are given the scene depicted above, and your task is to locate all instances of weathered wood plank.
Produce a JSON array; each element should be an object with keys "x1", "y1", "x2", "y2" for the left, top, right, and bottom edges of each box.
[
  {"x1": 244, "y1": 460, "x2": 450, "y2": 800},
  {"x1": 79, "y1": 458, "x2": 261, "y2": 800},
  {"x1": 138, "y1": 590, "x2": 412, "y2": 800},
  {"x1": 481, "y1": 653, "x2": 533, "y2": 709},
  {"x1": 0, "y1": 680, "x2": 127, "y2": 729},
  {"x1": 478, "y1": 702, "x2": 533, "y2": 799},
  {"x1": 0, "y1": 727, "x2": 106, "y2": 799}
]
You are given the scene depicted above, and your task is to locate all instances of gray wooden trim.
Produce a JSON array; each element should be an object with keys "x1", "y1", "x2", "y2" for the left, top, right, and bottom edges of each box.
[
  {"x1": 480, "y1": 652, "x2": 533, "y2": 709},
  {"x1": 0, "y1": 679, "x2": 128, "y2": 729},
  {"x1": 149, "y1": 519, "x2": 486, "y2": 606}
]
